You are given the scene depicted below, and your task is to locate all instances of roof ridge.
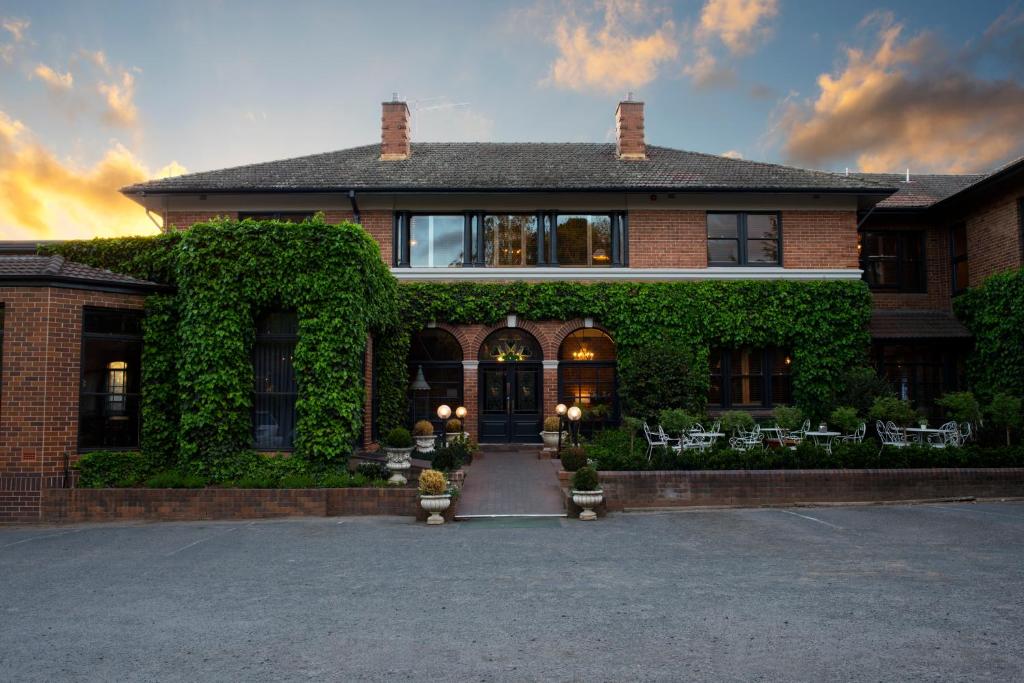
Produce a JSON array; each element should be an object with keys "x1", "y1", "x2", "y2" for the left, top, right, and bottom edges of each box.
[{"x1": 44, "y1": 255, "x2": 64, "y2": 274}]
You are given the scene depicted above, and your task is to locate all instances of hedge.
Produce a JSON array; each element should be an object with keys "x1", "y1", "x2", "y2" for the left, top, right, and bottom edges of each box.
[{"x1": 955, "y1": 267, "x2": 1024, "y2": 399}]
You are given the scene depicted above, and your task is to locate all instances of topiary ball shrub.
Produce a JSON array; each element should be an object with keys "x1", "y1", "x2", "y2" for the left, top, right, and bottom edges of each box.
[
  {"x1": 383, "y1": 427, "x2": 413, "y2": 449},
  {"x1": 418, "y1": 469, "x2": 448, "y2": 495},
  {"x1": 412, "y1": 420, "x2": 435, "y2": 437},
  {"x1": 571, "y1": 465, "x2": 600, "y2": 491},
  {"x1": 560, "y1": 446, "x2": 588, "y2": 471},
  {"x1": 543, "y1": 416, "x2": 562, "y2": 432},
  {"x1": 445, "y1": 418, "x2": 463, "y2": 434}
]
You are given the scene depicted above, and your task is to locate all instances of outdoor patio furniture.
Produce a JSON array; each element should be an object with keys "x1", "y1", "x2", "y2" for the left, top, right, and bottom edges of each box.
[
  {"x1": 837, "y1": 422, "x2": 866, "y2": 444},
  {"x1": 926, "y1": 421, "x2": 959, "y2": 449},
  {"x1": 788, "y1": 419, "x2": 810, "y2": 443},
  {"x1": 877, "y1": 420, "x2": 909, "y2": 454},
  {"x1": 729, "y1": 424, "x2": 763, "y2": 452},
  {"x1": 805, "y1": 429, "x2": 841, "y2": 454},
  {"x1": 958, "y1": 422, "x2": 973, "y2": 446},
  {"x1": 643, "y1": 422, "x2": 678, "y2": 459}
]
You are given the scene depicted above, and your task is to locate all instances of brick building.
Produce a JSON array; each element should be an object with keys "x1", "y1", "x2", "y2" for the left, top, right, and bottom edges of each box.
[{"x1": 1, "y1": 99, "x2": 1022, "y2": 520}]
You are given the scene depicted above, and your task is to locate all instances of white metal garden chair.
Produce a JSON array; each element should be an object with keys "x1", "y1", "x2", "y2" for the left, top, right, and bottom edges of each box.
[
  {"x1": 958, "y1": 422, "x2": 973, "y2": 446},
  {"x1": 838, "y1": 422, "x2": 866, "y2": 444},
  {"x1": 877, "y1": 420, "x2": 908, "y2": 454},
  {"x1": 643, "y1": 422, "x2": 677, "y2": 459},
  {"x1": 788, "y1": 419, "x2": 810, "y2": 443},
  {"x1": 928, "y1": 421, "x2": 959, "y2": 449},
  {"x1": 729, "y1": 424, "x2": 763, "y2": 452}
]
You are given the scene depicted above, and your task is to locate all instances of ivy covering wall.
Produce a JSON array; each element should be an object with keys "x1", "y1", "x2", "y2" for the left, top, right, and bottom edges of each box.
[{"x1": 954, "y1": 267, "x2": 1024, "y2": 399}]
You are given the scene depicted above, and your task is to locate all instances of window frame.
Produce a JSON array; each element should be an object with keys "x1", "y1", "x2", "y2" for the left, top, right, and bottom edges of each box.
[
  {"x1": 407, "y1": 329, "x2": 465, "y2": 431},
  {"x1": 238, "y1": 212, "x2": 316, "y2": 222},
  {"x1": 252, "y1": 310, "x2": 299, "y2": 452},
  {"x1": 557, "y1": 329, "x2": 619, "y2": 433},
  {"x1": 706, "y1": 211, "x2": 783, "y2": 267},
  {"x1": 78, "y1": 307, "x2": 144, "y2": 452},
  {"x1": 949, "y1": 223, "x2": 970, "y2": 295},
  {"x1": 709, "y1": 347, "x2": 792, "y2": 411},
  {"x1": 858, "y1": 230, "x2": 927, "y2": 293}
]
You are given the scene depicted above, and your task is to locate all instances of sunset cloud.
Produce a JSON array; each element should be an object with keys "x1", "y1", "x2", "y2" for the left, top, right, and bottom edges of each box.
[
  {"x1": 1, "y1": 16, "x2": 29, "y2": 63},
  {"x1": 33, "y1": 63, "x2": 73, "y2": 91},
  {"x1": 777, "y1": 12, "x2": 1024, "y2": 173},
  {"x1": 98, "y1": 68, "x2": 139, "y2": 127},
  {"x1": 684, "y1": 0, "x2": 778, "y2": 89},
  {"x1": 546, "y1": 0, "x2": 678, "y2": 93},
  {"x1": 0, "y1": 111, "x2": 183, "y2": 240}
]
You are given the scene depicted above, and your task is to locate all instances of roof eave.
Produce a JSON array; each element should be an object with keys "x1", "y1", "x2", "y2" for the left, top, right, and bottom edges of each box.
[{"x1": 121, "y1": 185, "x2": 897, "y2": 196}]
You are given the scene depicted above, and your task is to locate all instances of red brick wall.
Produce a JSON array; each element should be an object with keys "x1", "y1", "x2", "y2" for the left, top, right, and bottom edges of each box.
[
  {"x1": 628, "y1": 210, "x2": 706, "y2": 267},
  {"x1": 322, "y1": 210, "x2": 392, "y2": 265},
  {"x1": 781, "y1": 210, "x2": 859, "y2": 268},
  {"x1": 164, "y1": 211, "x2": 238, "y2": 231},
  {"x1": 965, "y1": 187, "x2": 1023, "y2": 286},
  {"x1": 0, "y1": 286, "x2": 147, "y2": 522}
]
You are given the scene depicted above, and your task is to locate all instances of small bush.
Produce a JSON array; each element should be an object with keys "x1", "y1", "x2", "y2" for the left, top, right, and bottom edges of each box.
[
  {"x1": 445, "y1": 418, "x2": 463, "y2": 434},
  {"x1": 431, "y1": 439, "x2": 474, "y2": 471},
  {"x1": 543, "y1": 416, "x2": 562, "y2": 432},
  {"x1": 412, "y1": 420, "x2": 435, "y2": 437},
  {"x1": 76, "y1": 450, "x2": 148, "y2": 488},
  {"x1": 935, "y1": 392, "x2": 982, "y2": 426},
  {"x1": 144, "y1": 470, "x2": 207, "y2": 489},
  {"x1": 868, "y1": 396, "x2": 918, "y2": 426},
  {"x1": 658, "y1": 408, "x2": 700, "y2": 435},
  {"x1": 721, "y1": 410, "x2": 755, "y2": 435},
  {"x1": 773, "y1": 405, "x2": 804, "y2": 432},
  {"x1": 829, "y1": 406, "x2": 861, "y2": 433},
  {"x1": 571, "y1": 465, "x2": 600, "y2": 491},
  {"x1": 356, "y1": 461, "x2": 390, "y2": 481},
  {"x1": 383, "y1": 427, "x2": 413, "y2": 449},
  {"x1": 232, "y1": 474, "x2": 277, "y2": 489},
  {"x1": 986, "y1": 392, "x2": 1023, "y2": 445},
  {"x1": 278, "y1": 473, "x2": 317, "y2": 488},
  {"x1": 619, "y1": 340, "x2": 706, "y2": 421},
  {"x1": 560, "y1": 446, "x2": 589, "y2": 471},
  {"x1": 418, "y1": 469, "x2": 447, "y2": 495}
]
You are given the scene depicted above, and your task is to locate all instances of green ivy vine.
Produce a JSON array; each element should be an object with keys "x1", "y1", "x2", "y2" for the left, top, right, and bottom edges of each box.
[{"x1": 954, "y1": 267, "x2": 1024, "y2": 399}]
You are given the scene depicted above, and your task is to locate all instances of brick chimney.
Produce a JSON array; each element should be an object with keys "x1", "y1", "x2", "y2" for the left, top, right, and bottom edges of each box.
[
  {"x1": 380, "y1": 98, "x2": 411, "y2": 160},
  {"x1": 615, "y1": 98, "x2": 646, "y2": 160}
]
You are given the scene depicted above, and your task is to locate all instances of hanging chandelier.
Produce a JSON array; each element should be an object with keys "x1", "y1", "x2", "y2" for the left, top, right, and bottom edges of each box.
[{"x1": 572, "y1": 346, "x2": 595, "y2": 361}]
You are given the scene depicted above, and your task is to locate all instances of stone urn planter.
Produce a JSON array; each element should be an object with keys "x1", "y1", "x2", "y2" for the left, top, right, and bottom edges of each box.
[
  {"x1": 540, "y1": 430, "x2": 567, "y2": 451},
  {"x1": 384, "y1": 447, "x2": 414, "y2": 485},
  {"x1": 414, "y1": 435, "x2": 436, "y2": 454},
  {"x1": 419, "y1": 494, "x2": 452, "y2": 525},
  {"x1": 571, "y1": 489, "x2": 604, "y2": 521},
  {"x1": 445, "y1": 431, "x2": 470, "y2": 446}
]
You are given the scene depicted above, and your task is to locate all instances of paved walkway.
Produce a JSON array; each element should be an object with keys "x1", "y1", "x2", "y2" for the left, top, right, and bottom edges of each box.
[{"x1": 457, "y1": 447, "x2": 565, "y2": 517}]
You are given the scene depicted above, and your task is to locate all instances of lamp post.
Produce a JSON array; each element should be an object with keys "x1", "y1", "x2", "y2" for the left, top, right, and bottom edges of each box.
[
  {"x1": 567, "y1": 405, "x2": 582, "y2": 447},
  {"x1": 437, "y1": 404, "x2": 451, "y2": 449},
  {"x1": 556, "y1": 403, "x2": 568, "y2": 453},
  {"x1": 455, "y1": 405, "x2": 467, "y2": 438}
]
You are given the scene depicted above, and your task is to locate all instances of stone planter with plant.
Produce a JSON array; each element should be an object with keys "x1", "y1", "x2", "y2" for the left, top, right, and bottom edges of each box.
[
  {"x1": 412, "y1": 419, "x2": 436, "y2": 454},
  {"x1": 382, "y1": 427, "x2": 414, "y2": 485},
  {"x1": 540, "y1": 415, "x2": 565, "y2": 451},
  {"x1": 571, "y1": 465, "x2": 603, "y2": 521},
  {"x1": 445, "y1": 418, "x2": 468, "y2": 445},
  {"x1": 418, "y1": 468, "x2": 451, "y2": 525}
]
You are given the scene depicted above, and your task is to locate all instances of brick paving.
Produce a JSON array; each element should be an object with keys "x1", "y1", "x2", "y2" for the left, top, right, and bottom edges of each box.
[{"x1": 457, "y1": 447, "x2": 565, "y2": 517}]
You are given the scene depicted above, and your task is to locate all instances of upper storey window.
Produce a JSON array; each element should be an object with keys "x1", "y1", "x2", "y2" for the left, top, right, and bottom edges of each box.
[
  {"x1": 707, "y1": 212, "x2": 781, "y2": 266},
  {"x1": 950, "y1": 223, "x2": 969, "y2": 295},
  {"x1": 859, "y1": 231, "x2": 925, "y2": 293},
  {"x1": 239, "y1": 212, "x2": 315, "y2": 222},
  {"x1": 393, "y1": 211, "x2": 628, "y2": 268}
]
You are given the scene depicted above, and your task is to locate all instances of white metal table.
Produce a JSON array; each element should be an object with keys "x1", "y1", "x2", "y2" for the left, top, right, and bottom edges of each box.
[
  {"x1": 904, "y1": 427, "x2": 945, "y2": 447},
  {"x1": 805, "y1": 430, "x2": 841, "y2": 454}
]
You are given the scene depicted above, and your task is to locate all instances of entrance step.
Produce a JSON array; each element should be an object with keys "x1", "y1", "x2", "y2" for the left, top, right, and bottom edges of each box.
[{"x1": 456, "y1": 448, "x2": 565, "y2": 518}]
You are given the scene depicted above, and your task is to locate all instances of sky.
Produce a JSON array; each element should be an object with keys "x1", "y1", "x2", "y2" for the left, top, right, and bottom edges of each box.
[{"x1": 1, "y1": 0, "x2": 1023, "y2": 240}]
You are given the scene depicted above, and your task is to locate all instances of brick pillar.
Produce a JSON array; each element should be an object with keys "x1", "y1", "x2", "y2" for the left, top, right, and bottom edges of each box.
[
  {"x1": 543, "y1": 361, "x2": 559, "y2": 421},
  {"x1": 462, "y1": 361, "x2": 478, "y2": 441},
  {"x1": 615, "y1": 100, "x2": 646, "y2": 160},
  {"x1": 380, "y1": 100, "x2": 411, "y2": 160}
]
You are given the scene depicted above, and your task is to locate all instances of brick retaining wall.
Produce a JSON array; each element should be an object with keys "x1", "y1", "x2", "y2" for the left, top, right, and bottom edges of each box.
[{"x1": 593, "y1": 468, "x2": 1024, "y2": 510}]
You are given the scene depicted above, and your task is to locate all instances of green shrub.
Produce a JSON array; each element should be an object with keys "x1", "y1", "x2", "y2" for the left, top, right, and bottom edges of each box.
[
  {"x1": 618, "y1": 340, "x2": 706, "y2": 422},
  {"x1": 144, "y1": 470, "x2": 207, "y2": 489},
  {"x1": 571, "y1": 465, "x2": 600, "y2": 491},
  {"x1": 355, "y1": 461, "x2": 390, "y2": 480},
  {"x1": 583, "y1": 428, "x2": 645, "y2": 470},
  {"x1": 383, "y1": 427, "x2": 413, "y2": 449},
  {"x1": 278, "y1": 473, "x2": 317, "y2": 488},
  {"x1": 431, "y1": 438, "x2": 474, "y2": 471},
  {"x1": 560, "y1": 446, "x2": 589, "y2": 471},
  {"x1": 829, "y1": 406, "x2": 861, "y2": 434},
  {"x1": 773, "y1": 405, "x2": 804, "y2": 432},
  {"x1": 868, "y1": 396, "x2": 918, "y2": 426},
  {"x1": 721, "y1": 410, "x2": 755, "y2": 435},
  {"x1": 76, "y1": 451, "x2": 148, "y2": 488},
  {"x1": 935, "y1": 392, "x2": 983, "y2": 426},
  {"x1": 986, "y1": 392, "x2": 1023, "y2": 446},
  {"x1": 955, "y1": 267, "x2": 1024, "y2": 398},
  {"x1": 833, "y1": 366, "x2": 893, "y2": 418},
  {"x1": 658, "y1": 409, "x2": 700, "y2": 435}
]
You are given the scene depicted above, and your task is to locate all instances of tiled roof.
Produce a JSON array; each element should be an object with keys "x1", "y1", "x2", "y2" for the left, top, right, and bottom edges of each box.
[
  {"x1": 869, "y1": 310, "x2": 972, "y2": 339},
  {"x1": 854, "y1": 173, "x2": 984, "y2": 209},
  {"x1": 0, "y1": 255, "x2": 163, "y2": 290},
  {"x1": 122, "y1": 143, "x2": 896, "y2": 195}
]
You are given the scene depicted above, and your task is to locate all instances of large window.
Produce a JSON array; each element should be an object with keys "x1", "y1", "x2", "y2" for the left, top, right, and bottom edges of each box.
[
  {"x1": 875, "y1": 343, "x2": 966, "y2": 413},
  {"x1": 859, "y1": 231, "x2": 926, "y2": 292},
  {"x1": 709, "y1": 348, "x2": 792, "y2": 410},
  {"x1": 950, "y1": 223, "x2": 969, "y2": 295},
  {"x1": 253, "y1": 311, "x2": 298, "y2": 450},
  {"x1": 555, "y1": 215, "x2": 612, "y2": 266},
  {"x1": 410, "y1": 215, "x2": 464, "y2": 267},
  {"x1": 79, "y1": 308, "x2": 143, "y2": 450},
  {"x1": 408, "y1": 329, "x2": 463, "y2": 430},
  {"x1": 558, "y1": 329, "x2": 617, "y2": 432},
  {"x1": 484, "y1": 214, "x2": 538, "y2": 267},
  {"x1": 707, "y1": 212, "x2": 781, "y2": 266}
]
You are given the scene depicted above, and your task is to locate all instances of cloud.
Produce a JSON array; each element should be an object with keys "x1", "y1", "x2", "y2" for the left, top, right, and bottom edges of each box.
[
  {"x1": 412, "y1": 100, "x2": 496, "y2": 142},
  {"x1": 98, "y1": 68, "x2": 138, "y2": 127},
  {"x1": 1, "y1": 16, "x2": 29, "y2": 63},
  {"x1": 33, "y1": 63, "x2": 73, "y2": 91},
  {"x1": 777, "y1": 12, "x2": 1024, "y2": 173},
  {"x1": 80, "y1": 49, "x2": 110, "y2": 74},
  {"x1": 0, "y1": 111, "x2": 184, "y2": 240},
  {"x1": 696, "y1": 0, "x2": 779, "y2": 55},
  {"x1": 546, "y1": 0, "x2": 679, "y2": 93},
  {"x1": 721, "y1": 149, "x2": 744, "y2": 159},
  {"x1": 684, "y1": 0, "x2": 778, "y2": 88}
]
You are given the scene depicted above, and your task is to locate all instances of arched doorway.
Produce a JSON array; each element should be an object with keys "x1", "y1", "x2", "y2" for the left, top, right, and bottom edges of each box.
[
  {"x1": 408, "y1": 329, "x2": 464, "y2": 431},
  {"x1": 478, "y1": 328, "x2": 543, "y2": 442},
  {"x1": 558, "y1": 328, "x2": 618, "y2": 435}
]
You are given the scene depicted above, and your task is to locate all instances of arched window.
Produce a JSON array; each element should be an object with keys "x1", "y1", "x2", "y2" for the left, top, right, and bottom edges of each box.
[
  {"x1": 479, "y1": 328, "x2": 541, "y2": 362},
  {"x1": 408, "y1": 329, "x2": 464, "y2": 428},
  {"x1": 253, "y1": 311, "x2": 298, "y2": 450},
  {"x1": 558, "y1": 329, "x2": 618, "y2": 432}
]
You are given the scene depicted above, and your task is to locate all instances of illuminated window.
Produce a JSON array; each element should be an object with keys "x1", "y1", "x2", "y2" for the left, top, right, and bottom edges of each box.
[
  {"x1": 709, "y1": 348, "x2": 792, "y2": 410},
  {"x1": 558, "y1": 329, "x2": 618, "y2": 432},
  {"x1": 555, "y1": 215, "x2": 613, "y2": 267},
  {"x1": 79, "y1": 308, "x2": 143, "y2": 449}
]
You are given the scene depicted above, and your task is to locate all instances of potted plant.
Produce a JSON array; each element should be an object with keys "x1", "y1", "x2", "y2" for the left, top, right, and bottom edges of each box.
[
  {"x1": 382, "y1": 427, "x2": 414, "y2": 485},
  {"x1": 540, "y1": 416, "x2": 564, "y2": 451},
  {"x1": 418, "y1": 468, "x2": 451, "y2": 525},
  {"x1": 445, "y1": 418, "x2": 467, "y2": 445},
  {"x1": 571, "y1": 465, "x2": 603, "y2": 521},
  {"x1": 412, "y1": 419, "x2": 436, "y2": 454}
]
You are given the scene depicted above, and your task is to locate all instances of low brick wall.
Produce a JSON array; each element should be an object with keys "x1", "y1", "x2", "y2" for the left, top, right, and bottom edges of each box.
[
  {"x1": 584, "y1": 469, "x2": 1024, "y2": 510},
  {"x1": 40, "y1": 487, "x2": 423, "y2": 523}
]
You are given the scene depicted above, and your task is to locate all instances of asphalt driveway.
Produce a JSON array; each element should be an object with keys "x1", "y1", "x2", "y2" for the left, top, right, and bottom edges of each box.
[{"x1": 2, "y1": 502, "x2": 1023, "y2": 681}]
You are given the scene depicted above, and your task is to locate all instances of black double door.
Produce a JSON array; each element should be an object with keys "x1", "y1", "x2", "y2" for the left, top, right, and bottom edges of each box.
[{"x1": 479, "y1": 362, "x2": 542, "y2": 443}]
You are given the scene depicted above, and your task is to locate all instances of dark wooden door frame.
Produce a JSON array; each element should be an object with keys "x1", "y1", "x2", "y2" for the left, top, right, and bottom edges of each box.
[{"x1": 478, "y1": 361, "x2": 543, "y2": 443}]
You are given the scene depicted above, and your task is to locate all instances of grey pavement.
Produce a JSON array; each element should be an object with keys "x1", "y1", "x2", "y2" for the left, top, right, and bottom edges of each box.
[
  {"x1": 2, "y1": 502, "x2": 1024, "y2": 681},
  {"x1": 458, "y1": 450, "x2": 565, "y2": 516}
]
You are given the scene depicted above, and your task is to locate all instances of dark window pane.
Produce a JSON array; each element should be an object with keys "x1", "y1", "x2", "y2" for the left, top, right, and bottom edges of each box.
[
  {"x1": 708, "y1": 239, "x2": 739, "y2": 263},
  {"x1": 708, "y1": 214, "x2": 739, "y2": 238},
  {"x1": 591, "y1": 216, "x2": 612, "y2": 266},
  {"x1": 484, "y1": 214, "x2": 537, "y2": 267},
  {"x1": 239, "y1": 212, "x2": 314, "y2": 223},
  {"x1": 747, "y1": 239, "x2": 779, "y2": 264},
  {"x1": 409, "y1": 215, "x2": 464, "y2": 267},
  {"x1": 253, "y1": 311, "x2": 298, "y2": 450},
  {"x1": 954, "y1": 260, "x2": 970, "y2": 291},
  {"x1": 83, "y1": 309, "x2": 143, "y2": 335},
  {"x1": 409, "y1": 329, "x2": 463, "y2": 363},
  {"x1": 407, "y1": 363, "x2": 463, "y2": 428},
  {"x1": 557, "y1": 216, "x2": 588, "y2": 265},
  {"x1": 951, "y1": 224, "x2": 968, "y2": 256},
  {"x1": 79, "y1": 309, "x2": 143, "y2": 449},
  {"x1": 746, "y1": 214, "x2": 779, "y2": 240}
]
